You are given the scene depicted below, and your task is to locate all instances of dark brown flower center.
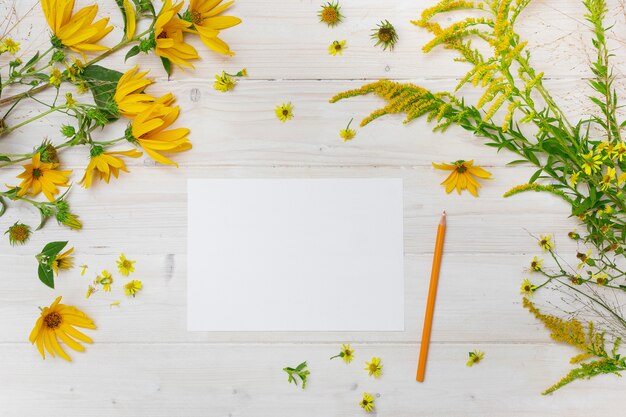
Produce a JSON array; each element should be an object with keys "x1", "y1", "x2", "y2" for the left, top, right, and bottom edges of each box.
[
  {"x1": 456, "y1": 165, "x2": 467, "y2": 173},
  {"x1": 44, "y1": 312, "x2": 62, "y2": 329},
  {"x1": 524, "y1": 285, "x2": 531, "y2": 291},
  {"x1": 282, "y1": 110, "x2": 289, "y2": 116},
  {"x1": 378, "y1": 28, "x2": 392, "y2": 42},
  {"x1": 32, "y1": 168, "x2": 42, "y2": 178},
  {"x1": 191, "y1": 10, "x2": 203, "y2": 25},
  {"x1": 157, "y1": 31, "x2": 168, "y2": 40}
]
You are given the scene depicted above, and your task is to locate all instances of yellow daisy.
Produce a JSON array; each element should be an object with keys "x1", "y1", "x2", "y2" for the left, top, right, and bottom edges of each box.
[
  {"x1": 530, "y1": 256, "x2": 543, "y2": 272},
  {"x1": 0, "y1": 37, "x2": 20, "y2": 54},
  {"x1": 364, "y1": 357, "x2": 382, "y2": 378},
  {"x1": 600, "y1": 167, "x2": 615, "y2": 191},
  {"x1": 569, "y1": 171, "x2": 580, "y2": 186},
  {"x1": 359, "y1": 392, "x2": 375, "y2": 412},
  {"x1": 15, "y1": 153, "x2": 72, "y2": 202},
  {"x1": 275, "y1": 102, "x2": 294, "y2": 122},
  {"x1": 29, "y1": 296, "x2": 96, "y2": 361},
  {"x1": 466, "y1": 350, "x2": 484, "y2": 366},
  {"x1": 113, "y1": 66, "x2": 157, "y2": 119},
  {"x1": 593, "y1": 272, "x2": 608, "y2": 286},
  {"x1": 117, "y1": 253, "x2": 136, "y2": 276},
  {"x1": 330, "y1": 343, "x2": 355, "y2": 363},
  {"x1": 80, "y1": 147, "x2": 143, "y2": 188},
  {"x1": 124, "y1": 280, "x2": 143, "y2": 297},
  {"x1": 155, "y1": 0, "x2": 200, "y2": 69},
  {"x1": 538, "y1": 234, "x2": 554, "y2": 251},
  {"x1": 520, "y1": 278, "x2": 536, "y2": 297},
  {"x1": 51, "y1": 247, "x2": 75, "y2": 276},
  {"x1": 581, "y1": 151, "x2": 602, "y2": 175},
  {"x1": 328, "y1": 40, "x2": 346, "y2": 56},
  {"x1": 339, "y1": 118, "x2": 356, "y2": 141},
  {"x1": 41, "y1": 0, "x2": 113, "y2": 55},
  {"x1": 213, "y1": 71, "x2": 236, "y2": 92},
  {"x1": 126, "y1": 103, "x2": 192, "y2": 166},
  {"x1": 186, "y1": 0, "x2": 242, "y2": 56},
  {"x1": 432, "y1": 160, "x2": 492, "y2": 197},
  {"x1": 576, "y1": 249, "x2": 592, "y2": 269},
  {"x1": 94, "y1": 270, "x2": 114, "y2": 292}
]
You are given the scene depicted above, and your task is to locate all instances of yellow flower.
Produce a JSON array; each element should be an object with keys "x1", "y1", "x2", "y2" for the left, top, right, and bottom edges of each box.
[
  {"x1": 466, "y1": 350, "x2": 485, "y2": 366},
  {"x1": 41, "y1": 0, "x2": 113, "y2": 55},
  {"x1": 364, "y1": 357, "x2": 382, "y2": 378},
  {"x1": 568, "y1": 230, "x2": 580, "y2": 240},
  {"x1": 340, "y1": 118, "x2": 356, "y2": 141},
  {"x1": 154, "y1": 0, "x2": 199, "y2": 69},
  {"x1": 520, "y1": 278, "x2": 536, "y2": 297},
  {"x1": 359, "y1": 392, "x2": 375, "y2": 413},
  {"x1": 94, "y1": 270, "x2": 114, "y2": 292},
  {"x1": 51, "y1": 247, "x2": 75, "y2": 276},
  {"x1": 581, "y1": 151, "x2": 602, "y2": 175},
  {"x1": 124, "y1": 279, "x2": 143, "y2": 297},
  {"x1": 117, "y1": 253, "x2": 136, "y2": 276},
  {"x1": 29, "y1": 296, "x2": 96, "y2": 361},
  {"x1": 576, "y1": 249, "x2": 592, "y2": 269},
  {"x1": 330, "y1": 343, "x2": 355, "y2": 363},
  {"x1": 538, "y1": 234, "x2": 554, "y2": 251},
  {"x1": 186, "y1": 0, "x2": 242, "y2": 56},
  {"x1": 113, "y1": 66, "x2": 157, "y2": 119},
  {"x1": 530, "y1": 256, "x2": 543, "y2": 272},
  {"x1": 593, "y1": 273, "x2": 608, "y2": 286},
  {"x1": 86, "y1": 285, "x2": 97, "y2": 299},
  {"x1": 126, "y1": 103, "x2": 192, "y2": 166},
  {"x1": 600, "y1": 167, "x2": 615, "y2": 191},
  {"x1": 80, "y1": 147, "x2": 143, "y2": 188},
  {"x1": 319, "y1": 1, "x2": 343, "y2": 27},
  {"x1": 213, "y1": 71, "x2": 236, "y2": 92},
  {"x1": 49, "y1": 67, "x2": 62, "y2": 87},
  {"x1": 612, "y1": 143, "x2": 626, "y2": 162},
  {"x1": 275, "y1": 102, "x2": 294, "y2": 122},
  {"x1": 432, "y1": 160, "x2": 492, "y2": 197},
  {"x1": 0, "y1": 37, "x2": 20, "y2": 54},
  {"x1": 123, "y1": 0, "x2": 136, "y2": 40},
  {"x1": 15, "y1": 153, "x2": 72, "y2": 202},
  {"x1": 569, "y1": 171, "x2": 580, "y2": 186},
  {"x1": 328, "y1": 40, "x2": 346, "y2": 56},
  {"x1": 6, "y1": 222, "x2": 31, "y2": 246}
]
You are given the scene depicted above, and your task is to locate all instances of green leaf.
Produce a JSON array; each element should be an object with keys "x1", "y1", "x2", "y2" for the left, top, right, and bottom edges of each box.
[
  {"x1": 22, "y1": 52, "x2": 40, "y2": 71},
  {"x1": 125, "y1": 45, "x2": 141, "y2": 62},
  {"x1": 40, "y1": 241, "x2": 68, "y2": 258},
  {"x1": 0, "y1": 197, "x2": 6, "y2": 217},
  {"x1": 38, "y1": 263, "x2": 55, "y2": 289},
  {"x1": 36, "y1": 207, "x2": 51, "y2": 231},
  {"x1": 80, "y1": 64, "x2": 123, "y2": 119},
  {"x1": 160, "y1": 57, "x2": 172, "y2": 77},
  {"x1": 529, "y1": 168, "x2": 543, "y2": 184},
  {"x1": 0, "y1": 155, "x2": 10, "y2": 162}
]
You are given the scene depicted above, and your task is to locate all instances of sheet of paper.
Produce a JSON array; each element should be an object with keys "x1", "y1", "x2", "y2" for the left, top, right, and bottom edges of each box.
[{"x1": 187, "y1": 178, "x2": 404, "y2": 331}]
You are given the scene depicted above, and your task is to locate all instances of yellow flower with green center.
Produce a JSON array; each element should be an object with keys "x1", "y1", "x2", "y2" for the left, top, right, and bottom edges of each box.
[
  {"x1": 466, "y1": 349, "x2": 485, "y2": 366},
  {"x1": 214, "y1": 72, "x2": 236, "y2": 92},
  {"x1": 600, "y1": 167, "x2": 615, "y2": 190},
  {"x1": 154, "y1": 0, "x2": 200, "y2": 69},
  {"x1": 520, "y1": 278, "x2": 536, "y2": 298},
  {"x1": 330, "y1": 343, "x2": 355, "y2": 363},
  {"x1": 318, "y1": 1, "x2": 343, "y2": 27},
  {"x1": 15, "y1": 153, "x2": 72, "y2": 202},
  {"x1": 339, "y1": 118, "x2": 356, "y2": 141},
  {"x1": 530, "y1": 256, "x2": 543, "y2": 272},
  {"x1": 124, "y1": 280, "x2": 143, "y2": 297},
  {"x1": 51, "y1": 247, "x2": 75, "y2": 276},
  {"x1": 0, "y1": 37, "x2": 20, "y2": 54},
  {"x1": 359, "y1": 392, "x2": 375, "y2": 412},
  {"x1": 275, "y1": 102, "x2": 294, "y2": 122},
  {"x1": 328, "y1": 40, "x2": 346, "y2": 56},
  {"x1": 432, "y1": 160, "x2": 492, "y2": 197},
  {"x1": 94, "y1": 270, "x2": 114, "y2": 292},
  {"x1": 569, "y1": 171, "x2": 580, "y2": 186},
  {"x1": 364, "y1": 357, "x2": 382, "y2": 378},
  {"x1": 41, "y1": 0, "x2": 113, "y2": 56},
  {"x1": 29, "y1": 296, "x2": 96, "y2": 361},
  {"x1": 5, "y1": 222, "x2": 31, "y2": 246},
  {"x1": 371, "y1": 20, "x2": 398, "y2": 51},
  {"x1": 186, "y1": 0, "x2": 242, "y2": 56},
  {"x1": 581, "y1": 151, "x2": 602, "y2": 175},
  {"x1": 49, "y1": 67, "x2": 62, "y2": 87},
  {"x1": 117, "y1": 253, "x2": 136, "y2": 276},
  {"x1": 538, "y1": 234, "x2": 554, "y2": 251}
]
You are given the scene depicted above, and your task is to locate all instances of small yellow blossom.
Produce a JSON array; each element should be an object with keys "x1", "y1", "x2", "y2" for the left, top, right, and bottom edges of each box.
[
  {"x1": 330, "y1": 343, "x2": 355, "y2": 363},
  {"x1": 530, "y1": 256, "x2": 543, "y2": 272},
  {"x1": 65, "y1": 93, "x2": 77, "y2": 108},
  {"x1": 0, "y1": 38, "x2": 20, "y2": 54},
  {"x1": 124, "y1": 279, "x2": 143, "y2": 297},
  {"x1": 364, "y1": 357, "x2": 382, "y2": 378},
  {"x1": 520, "y1": 278, "x2": 536, "y2": 297},
  {"x1": 538, "y1": 234, "x2": 554, "y2": 251},
  {"x1": 319, "y1": 1, "x2": 343, "y2": 26},
  {"x1": 328, "y1": 40, "x2": 346, "y2": 56},
  {"x1": 612, "y1": 143, "x2": 626, "y2": 161},
  {"x1": 213, "y1": 71, "x2": 236, "y2": 92},
  {"x1": 600, "y1": 167, "x2": 616, "y2": 191},
  {"x1": 340, "y1": 118, "x2": 356, "y2": 141},
  {"x1": 466, "y1": 349, "x2": 485, "y2": 366},
  {"x1": 576, "y1": 249, "x2": 592, "y2": 269},
  {"x1": 432, "y1": 160, "x2": 492, "y2": 197},
  {"x1": 569, "y1": 171, "x2": 580, "y2": 186},
  {"x1": 593, "y1": 273, "x2": 608, "y2": 286},
  {"x1": 117, "y1": 253, "x2": 136, "y2": 276},
  {"x1": 94, "y1": 270, "x2": 113, "y2": 292},
  {"x1": 581, "y1": 151, "x2": 602, "y2": 175},
  {"x1": 49, "y1": 67, "x2": 63, "y2": 87},
  {"x1": 51, "y1": 247, "x2": 74, "y2": 275},
  {"x1": 275, "y1": 102, "x2": 294, "y2": 122},
  {"x1": 359, "y1": 392, "x2": 375, "y2": 412}
]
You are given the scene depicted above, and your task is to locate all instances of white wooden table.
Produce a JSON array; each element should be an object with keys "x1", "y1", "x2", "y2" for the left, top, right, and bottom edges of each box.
[{"x1": 1, "y1": 1, "x2": 626, "y2": 415}]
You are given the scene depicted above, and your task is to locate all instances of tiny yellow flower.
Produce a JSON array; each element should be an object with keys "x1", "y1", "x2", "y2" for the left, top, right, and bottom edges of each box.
[
  {"x1": 359, "y1": 392, "x2": 375, "y2": 412},
  {"x1": 364, "y1": 357, "x2": 382, "y2": 378},
  {"x1": 65, "y1": 93, "x2": 77, "y2": 108},
  {"x1": 600, "y1": 167, "x2": 616, "y2": 191},
  {"x1": 124, "y1": 279, "x2": 143, "y2": 297},
  {"x1": 530, "y1": 256, "x2": 543, "y2": 272},
  {"x1": 569, "y1": 171, "x2": 580, "y2": 186},
  {"x1": 213, "y1": 71, "x2": 236, "y2": 92},
  {"x1": 94, "y1": 270, "x2": 113, "y2": 292},
  {"x1": 275, "y1": 102, "x2": 294, "y2": 122},
  {"x1": 538, "y1": 234, "x2": 554, "y2": 251},
  {"x1": 239, "y1": 68, "x2": 248, "y2": 77},
  {"x1": 117, "y1": 253, "x2": 136, "y2": 276},
  {"x1": 581, "y1": 151, "x2": 602, "y2": 175},
  {"x1": 339, "y1": 118, "x2": 356, "y2": 141},
  {"x1": 593, "y1": 272, "x2": 608, "y2": 286},
  {"x1": 318, "y1": 1, "x2": 343, "y2": 27},
  {"x1": 576, "y1": 249, "x2": 592, "y2": 269},
  {"x1": 330, "y1": 343, "x2": 355, "y2": 363},
  {"x1": 0, "y1": 37, "x2": 20, "y2": 54},
  {"x1": 328, "y1": 40, "x2": 346, "y2": 56},
  {"x1": 520, "y1": 278, "x2": 536, "y2": 297},
  {"x1": 466, "y1": 350, "x2": 485, "y2": 366},
  {"x1": 613, "y1": 143, "x2": 626, "y2": 162},
  {"x1": 568, "y1": 230, "x2": 580, "y2": 240},
  {"x1": 49, "y1": 67, "x2": 62, "y2": 87}
]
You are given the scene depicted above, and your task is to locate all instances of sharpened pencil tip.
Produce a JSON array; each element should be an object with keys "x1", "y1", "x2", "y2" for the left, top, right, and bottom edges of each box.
[{"x1": 440, "y1": 210, "x2": 446, "y2": 225}]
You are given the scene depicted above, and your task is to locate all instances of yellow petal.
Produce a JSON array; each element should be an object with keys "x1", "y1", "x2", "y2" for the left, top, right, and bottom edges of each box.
[{"x1": 123, "y1": 0, "x2": 136, "y2": 39}]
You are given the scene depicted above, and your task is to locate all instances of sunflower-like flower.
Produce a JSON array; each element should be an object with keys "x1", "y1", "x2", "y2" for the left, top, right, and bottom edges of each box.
[
  {"x1": 125, "y1": 103, "x2": 192, "y2": 166},
  {"x1": 530, "y1": 256, "x2": 543, "y2": 272},
  {"x1": 113, "y1": 66, "x2": 156, "y2": 119},
  {"x1": 15, "y1": 153, "x2": 72, "y2": 202},
  {"x1": 124, "y1": 279, "x2": 143, "y2": 297},
  {"x1": 117, "y1": 253, "x2": 136, "y2": 276},
  {"x1": 185, "y1": 0, "x2": 242, "y2": 56},
  {"x1": 80, "y1": 146, "x2": 143, "y2": 188},
  {"x1": 29, "y1": 296, "x2": 96, "y2": 361},
  {"x1": 328, "y1": 40, "x2": 346, "y2": 56},
  {"x1": 275, "y1": 102, "x2": 294, "y2": 122},
  {"x1": 520, "y1": 278, "x2": 536, "y2": 298},
  {"x1": 364, "y1": 357, "x2": 383, "y2": 378},
  {"x1": 318, "y1": 1, "x2": 343, "y2": 27},
  {"x1": 41, "y1": 0, "x2": 113, "y2": 55},
  {"x1": 359, "y1": 392, "x2": 375, "y2": 412},
  {"x1": 330, "y1": 343, "x2": 355, "y2": 363},
  {"x1": 5, "y1": 222, "x2": 31, "y2": 246},
  {"x1": 538, "y1": 234, "x2": 554, "y2": 251},
  {"x1": 0, "y1": 37, "x2": 20, "y2": 54},
  {"x1": 432, "y1": 160, "x2": 492, "y2": 197},
  {"x1": 154, "y1": 0, "x2": 200, "y2": 69}
]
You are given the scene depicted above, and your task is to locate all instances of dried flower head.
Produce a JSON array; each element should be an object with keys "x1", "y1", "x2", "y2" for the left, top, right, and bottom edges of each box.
[
  {"x1": 371, "y1": 20, "x2": 398, "y2": 51},
  {"x1": 318, "y1": 1, "x2": 343, "y2": 26},
  {"x1": 37, "y1": 140, "x2": 59, "y2": 163},
  {"x1": 6, "y1": 222, "x2": 31, "y2": 246}
]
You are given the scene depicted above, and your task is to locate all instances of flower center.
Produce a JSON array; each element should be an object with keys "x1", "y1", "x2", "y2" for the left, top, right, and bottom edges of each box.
[
  {"x1": 32, "y1": 168, "x2": 42, "y2": 178},
  {"x1": 321, "y1": 7, "x2": 338, "y2": 23},
  {"x1": 456, "y1": 165, "x2": 467, "y2": 173},
  {"x1": 378, "y1": 29, "x2": 392, "y2": 42},
  {"x1": 44, "y1": 312, "x2": 62, "y2": 329},
  {"x1": 122, "y1": 260, "x2": 132, "y2": 268},
  {"x1": 282, "y1": 110, "x2": 289, "y2": 116},
  {"x1": 335, "y1": 44, "x2": 341, "y2": 50},
  {"x1": 191, "y1": 10, "x2": 203, "y2": 25},
  {"x1": 524, "y1": 285, "x2": 531, "y2": 291},
  {"x1": 157, "y1": 31, "x2": 168, "y2": 40},
  {"x1": 10, "y1": 225, "x2": 29, "y2": 242}
]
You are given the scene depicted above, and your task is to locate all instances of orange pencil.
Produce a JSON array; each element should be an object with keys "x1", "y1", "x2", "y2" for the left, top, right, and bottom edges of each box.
[{"x1": 416, "y1": 211, "x2": 447, "y2": 382}]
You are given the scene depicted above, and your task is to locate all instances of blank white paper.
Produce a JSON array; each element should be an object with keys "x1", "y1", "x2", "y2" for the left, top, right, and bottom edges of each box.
[{"x1": 187, "y1": 178, "x2": 404, "y2": 331}]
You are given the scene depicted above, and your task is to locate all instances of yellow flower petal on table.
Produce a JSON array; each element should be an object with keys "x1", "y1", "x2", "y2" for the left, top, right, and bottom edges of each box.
[
  {"x1": 187, "y1": 0, "x2": 242, "y2": 56},
  {"x1": 123, "y1": 0, "x2": 136, "y2": 40},
  {"x1": 359, "y1": 392, "x2": 375, "y2": 412},
  {"x1": 29, "y1": 296, "x2": 96, "y2": 361},
  {"x1": 432, "y1": 160, "x2": 492, "y2": 197},
  {"x1": 275, "y1": 102, "x2": 294, "y2": 122},
  {"x1": 113, "y1": 66, "x2": 156, "y2": 119},
  {"x1": 80, "y1": 147, "x2": 143, "y2": 188},
  {"x1": 155, "y1": 0, "x2": 199, "y2": 69},
  {"x1": 364, "y1": 357, "x2": 382, "y2": 378},
  {"x1": 466, "y1": 349, "x2": 484, "y2": 367},
  {"x1": 51, "y1": 247, "x2": 75, "y2": 276},
  {"x1": 94, "y1": 270, "x2": 114, "y2": 292},
  {"x1": 117, "y1": 253, "x2": 136, "y2": 276},
  {"x1": 14, "y1": 153, "x2": 72, "y2": 202},
  {"x1": 41, "y1": 0, "x2": 113, "y2": 56},
  {"x1": 124, "y1": 280, "x2": 143, "y2": 297}
]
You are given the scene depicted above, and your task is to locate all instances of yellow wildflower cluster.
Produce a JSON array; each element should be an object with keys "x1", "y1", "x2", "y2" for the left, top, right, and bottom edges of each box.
[{"x1": 85, "y1": 254, "x2": 141, "y2": 299}]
